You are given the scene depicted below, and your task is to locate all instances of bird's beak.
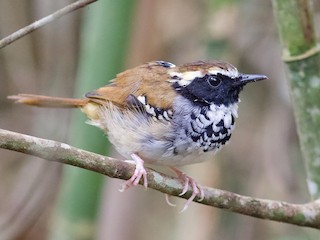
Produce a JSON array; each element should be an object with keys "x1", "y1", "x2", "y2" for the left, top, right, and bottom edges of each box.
[{"x1": 235, "y1": 73, "x2": 268, "y2": 86}]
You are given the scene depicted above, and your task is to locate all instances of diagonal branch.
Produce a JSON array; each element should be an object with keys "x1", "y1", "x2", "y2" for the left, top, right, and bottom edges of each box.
[
  {"x1": 0, "y1": 0, "x2": 97, "y2": 49},
  {"x1": 1, "y1": 128, "x2": 320, "y2": 228}
]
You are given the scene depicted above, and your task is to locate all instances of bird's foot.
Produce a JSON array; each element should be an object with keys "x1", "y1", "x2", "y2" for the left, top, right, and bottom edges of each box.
[
  {"x1": 119, "y1": 153, "x2": 147, "y2": 192},
  {"x1": 170, "y1": 167, "x2": 204, "y2": 212}
]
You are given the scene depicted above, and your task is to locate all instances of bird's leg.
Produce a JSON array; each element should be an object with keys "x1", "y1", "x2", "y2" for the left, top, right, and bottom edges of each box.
[
  {"x1": 119, "y1": 153, "x2": 147, "y2": 192},
  {"x1": 170, "y1": 167, "x2": 205, "y2": 212}
]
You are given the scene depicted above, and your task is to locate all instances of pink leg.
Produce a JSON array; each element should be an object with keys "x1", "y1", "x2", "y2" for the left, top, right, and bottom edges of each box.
[
  {"x1": 119, "y1": 153, "x2": 148, "y2": 192},
  {"x1": 170, "y1": 167, "x2": 205, "y2": 212}
]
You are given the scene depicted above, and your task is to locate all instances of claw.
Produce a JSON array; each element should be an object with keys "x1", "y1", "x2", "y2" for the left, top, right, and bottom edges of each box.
[
  {"x1": 119, "y1": 153, "x2": 147, "y2": 192},
  {"x1": 165, "y1": 194, "x2": 176, "y2": 207},
  {"x1": 170, "y1": 167, "x2": 204, "y2": 212}
]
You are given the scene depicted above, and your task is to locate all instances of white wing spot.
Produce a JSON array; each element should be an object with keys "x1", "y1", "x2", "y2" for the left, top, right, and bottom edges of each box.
[{"x1": 137, "y1": 95, "x2": 146, "y2": 105}]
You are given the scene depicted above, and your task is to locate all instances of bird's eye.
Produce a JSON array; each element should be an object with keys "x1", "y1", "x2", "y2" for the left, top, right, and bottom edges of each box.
[{"x1": 206, "y1": 75, "x2": 221, "y2": 87}]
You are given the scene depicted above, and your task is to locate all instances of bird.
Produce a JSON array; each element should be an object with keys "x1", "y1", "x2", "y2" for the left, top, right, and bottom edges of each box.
[{"x1": 8, "y1": 60, "x2": 267, "y2": 211}]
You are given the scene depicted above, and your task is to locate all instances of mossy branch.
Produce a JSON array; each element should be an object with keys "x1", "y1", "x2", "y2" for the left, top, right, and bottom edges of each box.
[{"x1": 1, "y1": 128, "x2": 320, "y2": 229}]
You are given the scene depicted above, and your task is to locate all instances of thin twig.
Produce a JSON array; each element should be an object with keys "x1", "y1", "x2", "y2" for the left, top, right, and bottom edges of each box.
[
  {"x1": 1, "y1": 128, "x2": 320, "y2": 229},
  {"x1": 0, "y1": 0, "x2": 97, "y2": 49}
]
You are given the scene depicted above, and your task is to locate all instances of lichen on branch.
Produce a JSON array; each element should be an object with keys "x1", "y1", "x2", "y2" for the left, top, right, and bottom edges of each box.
[{"x1": 1, "y1": 128, "x2": 320, "y2": 229}]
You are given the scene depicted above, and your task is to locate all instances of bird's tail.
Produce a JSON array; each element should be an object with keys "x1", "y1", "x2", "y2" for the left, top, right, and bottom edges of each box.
[{"x1": 8, "y1": 94, "x2": 88, "y2": 108}]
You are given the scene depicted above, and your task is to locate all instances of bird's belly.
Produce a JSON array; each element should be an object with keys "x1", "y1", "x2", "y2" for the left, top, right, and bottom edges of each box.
[
  {"x1": 88, "y1": 104, "x2": 174, "y2": 161},
  {"x1": 88, "y1": 103, "x2": 232, "y2": 167},
  {"x1": 141, "y1": 145, "x2": 217, "y2": 166},
  {"x1": 87, "y1": 104, "x2": 212, "y2": 165}
]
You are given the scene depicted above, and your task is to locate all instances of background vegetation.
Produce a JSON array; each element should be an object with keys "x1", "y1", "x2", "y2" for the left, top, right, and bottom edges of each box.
[{"x1": 0, "y1": 0, "x2": 319, "y2": 239}]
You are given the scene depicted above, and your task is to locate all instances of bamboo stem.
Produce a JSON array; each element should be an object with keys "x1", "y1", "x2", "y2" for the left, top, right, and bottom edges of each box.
[{"x1": 272, "y1": 0, "x2": 320, "y2": 199}]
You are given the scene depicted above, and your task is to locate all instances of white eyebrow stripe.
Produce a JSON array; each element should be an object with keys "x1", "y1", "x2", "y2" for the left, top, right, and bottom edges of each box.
[
  {"x1": 208, "y1": 69, "x2": 239, "y2": 78},
  {"x1": 181, "y1": 70, "x2": 204, "y2": 81},
  {"x1": 169, "y1": 70, "x2": 205, "y2": 86}
]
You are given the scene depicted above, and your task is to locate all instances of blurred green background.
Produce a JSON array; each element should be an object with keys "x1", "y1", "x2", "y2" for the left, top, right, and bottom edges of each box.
[{"x1": 0, "y1": 0, "x2": 319, "y2": 239}]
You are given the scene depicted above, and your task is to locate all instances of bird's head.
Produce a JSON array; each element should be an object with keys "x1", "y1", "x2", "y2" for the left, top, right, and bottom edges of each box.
[{"x1": 166, "y1": 60, "x2": 267, "y2": 106}]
